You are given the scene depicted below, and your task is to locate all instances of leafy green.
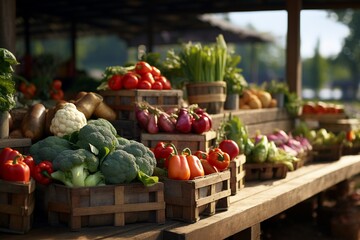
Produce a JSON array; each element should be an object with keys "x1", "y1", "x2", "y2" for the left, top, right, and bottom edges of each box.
[{"x1": 0, "y1": 48, "x2": 19, "y2": 112}]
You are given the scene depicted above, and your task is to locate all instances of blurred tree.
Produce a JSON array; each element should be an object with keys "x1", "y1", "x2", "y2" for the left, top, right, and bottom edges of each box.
[
  {"x1": 329, "y1": 10, "x2": 360, "y2": 99},
  {"x1": 311, "y1": 39, "x2": 328, "y2": 96}
]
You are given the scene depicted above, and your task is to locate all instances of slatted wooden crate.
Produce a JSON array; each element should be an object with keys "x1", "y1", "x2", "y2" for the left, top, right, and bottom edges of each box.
[
  {"x1": 0, "y1": 138, "x2": 32, "y2": 155},
  {"x1": 244, "y1": 163, "x2": 288, "y2": 181},
  {"x1": 99, "y1": 89, "x2": 183, "y2": 120},
  {"x1": 46, "y1": 182, "x2": 165, "y2": 231},
  {"x1": 141, "y1": 130, "x2": 217, "y2": 153},
  {"x1": 312, "y1": 144, "x2": 343, "y2": 162},
  {"x1": 0, "y1": 179, "x2": 35, "y2": 234},
  {"x1": 163, "y1": 170, "x2": 231, "y2": 223},
  {"x1": 229, "y1": 155, "x2": 246, "y2": 195}
]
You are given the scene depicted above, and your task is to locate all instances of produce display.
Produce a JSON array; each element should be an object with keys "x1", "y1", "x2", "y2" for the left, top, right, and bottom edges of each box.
[
  {"x1": 135, "y1": 103, "x2": 212, "y2": 134},
  {"x1": 301, "y1": 101, "x2": 344, "y2": 115},
  {"x1": 152, "y1": 139, "x2": 236, "y2": 180},
  {"x1": 240, "y1": 88, "x2": 278, "y2": 109},
  {"x1": 98, "y1": 61, "x2": 171, "y2": 91},
  {"x1": 24, "y1": 118, "x2": 158, "y2": 187}
]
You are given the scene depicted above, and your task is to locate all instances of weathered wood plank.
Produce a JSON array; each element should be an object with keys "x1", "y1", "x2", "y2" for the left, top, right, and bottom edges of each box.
[{"x1": 163, "y1": 155, "x2": 360, "y2": 240}]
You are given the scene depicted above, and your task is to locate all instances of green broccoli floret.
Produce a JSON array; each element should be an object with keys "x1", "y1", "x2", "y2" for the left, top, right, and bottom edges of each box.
[
  {"x1": 51, "y1": 171, "x2": 73, "y2": 187},
  {"x1": 51, "y1": 149, "x2": 99, "y2": 187},
  {"x1": 87, "y1": 118, "x2": 118, "y2": 136},
  {"x1": 29, "y1": 136, "x2": 73, "y2": 164},
  {"x1": 121, "y1": 140, "x2": 157, "y2": 176},
  {"x1": 85, "y1": 171, "x2": 105, "y2": 186},
  {"x1": 117, "y1": 136, "x2": 130, "y2": 148},
  {"x1": 100, "y1": 149, "x2": 139, "y2": 184},
  {"x1": 76, "y1": 122, "x2": 119, "y2": 158}
]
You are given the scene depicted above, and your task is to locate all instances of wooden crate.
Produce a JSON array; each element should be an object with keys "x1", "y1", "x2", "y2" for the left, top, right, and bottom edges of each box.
[
  {"x1": 293, "y1": 151, "x2": 313, "y2": 170},
  {"x1": 99, "y1": 89, "x2": 183, "y2": 120},
  {"x1": 312, "y1": 144, "x2": 343, "y2": 162},
  {"x1": 229, "y1": 154, "x2": 246, "y2": 195},
  {"x1": 110, "y1": 120, "x2": 141, "y2": 141},
  {"x1": 318, "y1": 118, "x2": 360, "y2": 133},
  {"x1": 343, "y1": 143, "x2": 360, "y2": 156},
  {"x1": 163, "y1": 170, "x2": 231, "y2": 223},
  {"x1": 0, "y1": 179, "x2": 35, "y2": 234},
  {"x1": 46, "y1": 182, "x2": 165, "y2": 231},
  {"x1": 0, "y1": 138, "x2": 32, "y2": 155},
  {"x1": 141, "y1": 130, "x2": 217, "y2": 153},
  {"x1": 244, "y1": 163, "x2": 288, "y2": 181}
]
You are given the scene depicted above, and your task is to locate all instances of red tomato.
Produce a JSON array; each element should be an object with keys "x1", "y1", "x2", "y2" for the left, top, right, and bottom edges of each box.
[
  {"x1": 138, "y1": 80, "x2": 152, "y2": 89},
  {"x1": 152, "y1": 81, "x2": 163, "y2": 90},
  {"x1": 107, "y1": 74, "x2": 122, "y2": 90},
  {"x1": 151, "y1": 66, "x2": 161, "y2": 77},
  {"x1": 219, "y1": 140, "x2": 240, "y2": 160},
  {"x1": 162, "y1": 78, "x2": 172, "y2": 90},
  {"x1": 50, "y1": 89, "x2": 64, "y2": 101},
  {"x1": 122, "y1": 72, "x2": 139, "y2": 89},
  {"x1": 52, "y1": 79, "x2": 62, "y2": 90},
  {"x1": 135, "y1": 61, "x2": 152, "y2": 75},
  {"x1": 141, "y1": 72, "x2": 155, "y2": 85}
]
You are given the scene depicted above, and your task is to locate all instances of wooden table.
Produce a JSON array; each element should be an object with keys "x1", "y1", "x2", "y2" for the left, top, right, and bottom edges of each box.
[{"x1": 1, "y1": 155, "x2": 360, "y2": 240}]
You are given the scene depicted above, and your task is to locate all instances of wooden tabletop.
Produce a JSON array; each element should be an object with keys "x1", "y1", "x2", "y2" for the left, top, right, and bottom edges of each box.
[{"x1": 1, "y1": 155, "x2": 360, "y2": 240}]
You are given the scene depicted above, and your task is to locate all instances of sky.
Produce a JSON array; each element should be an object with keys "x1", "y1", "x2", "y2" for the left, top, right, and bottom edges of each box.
[{"x1": 228, "y1": 10, "x2": 350, "y2": 59}]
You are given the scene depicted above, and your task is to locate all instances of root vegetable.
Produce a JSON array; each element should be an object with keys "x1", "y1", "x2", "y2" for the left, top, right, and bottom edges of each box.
[
  {"x1": 21, "y1": 103, "x2": 47, "y2": 141},
  {"x1": 248, "y1": 95, "x2": 262, "y2": 109}
]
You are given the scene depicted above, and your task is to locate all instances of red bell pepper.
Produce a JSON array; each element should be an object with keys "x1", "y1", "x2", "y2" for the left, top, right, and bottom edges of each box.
[
  {"x1": 207, "y1": 148, "x2": 230, "y2": 171},
  {"x1": 0, "y1": 147, "x2": 24, "y2": 178},
  {"x1": 153, "y1": 141, "x2": 175, "y2": 168},
  {"x1": 33, "y1": 161, "x2": 53, "y2": 185},
  {"x1": 2, "y1": 157, "x2": 30, "y2": 182},
  {"x1": 22, "y1": 155, "x2": 36, "y2": 178},
  {"x1": 194, "y1": 150, "x2": 208, "y2": 160}
]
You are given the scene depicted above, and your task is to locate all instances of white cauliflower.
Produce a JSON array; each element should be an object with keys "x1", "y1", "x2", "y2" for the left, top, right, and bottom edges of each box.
[{"x1": 50, "y1": 103, "x2": 87, "y2": 137}]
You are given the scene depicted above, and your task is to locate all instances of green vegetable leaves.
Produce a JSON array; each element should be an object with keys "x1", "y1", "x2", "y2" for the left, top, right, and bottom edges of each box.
[{"x1": 0, "y1": 48, "x2": 19, "y2": 112}]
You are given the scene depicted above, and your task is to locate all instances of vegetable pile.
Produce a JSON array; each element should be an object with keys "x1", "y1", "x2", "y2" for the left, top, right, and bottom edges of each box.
[
  {"x1": 0, "y1": 48, "x2": 18, "y2": 112},
  {"x1": 135, "y1": 102, "x2": 212, "y2": 134},
  {"x1": 152, "y1": 141, "x2": 233, "y2": 180},
  {"x1": 97, "y1": 61, "x2": 172, "y2": 91},
  {"x1": 218, "y1": 115, "x2": 303, "y2": 171},
  {"x1": 28, "y1": 118, "x2": 158, "y2": 187}
]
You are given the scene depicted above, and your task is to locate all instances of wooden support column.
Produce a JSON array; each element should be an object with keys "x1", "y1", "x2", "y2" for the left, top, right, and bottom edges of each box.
[
  {"x1": 0, "y1": 0, "x2": 16, "y2": 52},
  {"x1": 286, "y1": 0, "x2": 302, "y2": 97}
]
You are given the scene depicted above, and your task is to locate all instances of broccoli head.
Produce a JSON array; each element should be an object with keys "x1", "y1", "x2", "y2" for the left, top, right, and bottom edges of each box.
[
  {"x1": 87, "y1": 118, "x2": 117, "y2": 136},
  {"x1": 76, "y1": 122, "x2": 119, "y2": 158},
  {"x1": 52, "y1": 149, "x2": 99, "y2": 187},
  {"x1": 29, "y1": 136, "x2": 73, "y2": 164},
  {"x1": 121, "y1": 140, "x2": 157, "y2": 176},
  {"x1": 100, "y1": 149, "x2": 139, "y2": 184}
]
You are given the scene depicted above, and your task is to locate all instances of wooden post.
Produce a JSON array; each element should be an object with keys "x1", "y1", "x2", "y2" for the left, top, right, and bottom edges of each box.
[
  {"x1": 286, "y1": 0, "x2": 302, "y2": 97},
  {"x1": 0, "y1": 0, "x2": 16, "y2": 52}
]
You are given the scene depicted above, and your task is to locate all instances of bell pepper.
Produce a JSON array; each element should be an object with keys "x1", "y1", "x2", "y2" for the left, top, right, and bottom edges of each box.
[
  {"x1": 167, "y1": 144, "x2": 190, "y2": 180},
  {"x1": 33, "y1": 161, "x2": 53, "y2": 185},
  {"x1": 207, "y1": 148, "x2": 230, "y2": 171},
  {"x1": 2, "y1": 157, "x2": 30, "y2": 182},
  {"x1": 182, "y1": 148, "x2": 204, "y2": 180},
  {"x1": 0, "y1": 147, "x2": 24, "y2": 178},
  {"x1": 22, "y1": 155, "x2": 36, "y2": 177},
  {"x1": 200, "y1": 159, "x2": 218, "y2": 175},
  {"x1": 153, "y1": 141, "x2": 175, "y2": 169},
  {"x1": 194, "y1": 150, "x2": 208, "y2": 160}
]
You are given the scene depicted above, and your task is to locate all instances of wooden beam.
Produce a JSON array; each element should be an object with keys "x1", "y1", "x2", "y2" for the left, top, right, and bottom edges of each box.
[
  {"x1": 286, "y1": 0, "x2": 302, "y2": 97},
  {"x1": 0, "y1": 0, "x2": 16, "y2": 52}
]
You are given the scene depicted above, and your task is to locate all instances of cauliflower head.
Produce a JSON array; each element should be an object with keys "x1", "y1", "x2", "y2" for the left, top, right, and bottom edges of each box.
[{"x1": 50, "y1": 103, "x2": 87, "y2": 137}]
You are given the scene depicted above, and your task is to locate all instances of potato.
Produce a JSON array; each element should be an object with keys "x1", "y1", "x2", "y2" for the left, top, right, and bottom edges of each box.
[
  {"x1": 241, "y1": 90, "x2": 254, "y2": 104},
  {"x1": 257, "y1": 90, "x2": 272, "y2": 108},
  {"x1": 248, "y1": 95, "x2": 262, "y2": 109},
  {"x1": 269, "y1": 98, "x2": 278, "y2": 108},
  {"x1": 21, "y1": 103, "x2": 47, "y2": 141}
]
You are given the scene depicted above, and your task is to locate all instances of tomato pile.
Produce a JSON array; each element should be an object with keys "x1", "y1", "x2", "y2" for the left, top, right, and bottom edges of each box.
[
  {"x1": 135, "y1": 103, "x2": 212, "y2": 134},
  {"x1": 107, "y1": 61, "x2": 172, "y2": 91},
  {"x1": 153, "y1": 139, "x2": 240, "y2": 181}
]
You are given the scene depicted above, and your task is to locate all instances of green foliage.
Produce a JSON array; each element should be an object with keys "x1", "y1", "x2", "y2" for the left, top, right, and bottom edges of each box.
[
  {"x1": 224, "y1": 53, "x2": 247, "y2": 94},
  {"x1": 0, "y1": 48, "x2": 19, "y2": 112}
]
